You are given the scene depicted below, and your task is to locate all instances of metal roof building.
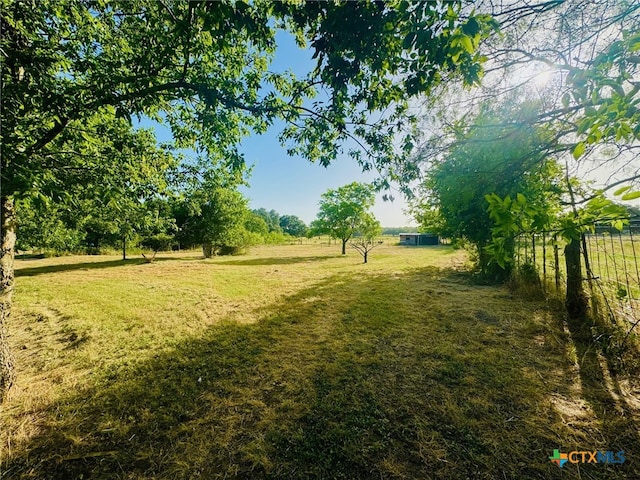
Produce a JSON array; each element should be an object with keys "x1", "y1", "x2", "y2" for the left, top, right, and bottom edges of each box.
[{"x1": 399, "y1": 233, "x2": 439, "y2": 246}]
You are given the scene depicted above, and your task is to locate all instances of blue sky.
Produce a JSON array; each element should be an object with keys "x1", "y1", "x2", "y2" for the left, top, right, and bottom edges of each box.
[
  {"x1": 239, "y1": 31, "x2": 415, "y2": 227},
  {"x1": 238, "y1": 122, "x2": 414, "y2": 226},
  {"x1": 141, "y1": 30, "x2": 415, "y2": 227}
]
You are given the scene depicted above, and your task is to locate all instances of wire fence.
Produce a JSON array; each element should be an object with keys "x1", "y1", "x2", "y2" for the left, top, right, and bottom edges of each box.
[{"x1": 514, "y1": 217, "x2": 640, "y2": 330}]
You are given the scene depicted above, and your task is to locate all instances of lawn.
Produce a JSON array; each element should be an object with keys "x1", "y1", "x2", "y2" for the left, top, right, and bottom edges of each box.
[{"x1": 1, "y1": 243, "x2": 639, "y2": 479}]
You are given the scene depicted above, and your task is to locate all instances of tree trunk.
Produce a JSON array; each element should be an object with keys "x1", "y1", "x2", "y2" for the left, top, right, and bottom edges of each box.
[
  {"x1": 202, "y1": 242, "x2": 214, "y2": 258},
  {"x1": 476, "y1": 242, "x2": 491, "y2": 276},
  {"x1": 565, "y1": 236, "x2": 588, "y2": 319},
  {"x1": 0, "y1": 196, "x2": 17, "y2": 403},
  {"x1": 363, "y1": 250, "x2": 368, "y2": 263},
  {"x1": 341, "y1": 239, "x2": 347, "y2": 255},
  {"x1": 122, "y1": 236, "x2": 126, "y2": 260}
]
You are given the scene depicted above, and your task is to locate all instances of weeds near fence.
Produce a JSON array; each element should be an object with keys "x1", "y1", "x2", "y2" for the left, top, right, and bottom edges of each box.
[{"x1": 514, "y1": 217, "x2": 640, "y2": 369}]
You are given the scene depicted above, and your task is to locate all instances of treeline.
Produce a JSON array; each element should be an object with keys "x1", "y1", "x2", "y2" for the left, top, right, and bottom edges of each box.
[
  {"x1": 17, "y1": 192, "x2": 309, "y2": 259},
  {"x1": 381, "y1": 227, "x2": 419, "y2": 236}
]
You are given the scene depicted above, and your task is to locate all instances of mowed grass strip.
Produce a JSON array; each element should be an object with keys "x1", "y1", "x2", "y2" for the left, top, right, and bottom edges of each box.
[{"x1": 2, "y1": 244, "x2": 639, "y2": 479}]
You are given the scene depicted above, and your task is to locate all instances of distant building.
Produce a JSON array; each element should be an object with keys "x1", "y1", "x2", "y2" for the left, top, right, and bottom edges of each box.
[{"x1": 399, "y1": 233, "x2": 439, "y2": 246}]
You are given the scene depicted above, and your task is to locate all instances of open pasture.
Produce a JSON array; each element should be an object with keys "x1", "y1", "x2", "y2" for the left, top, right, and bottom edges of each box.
[{"x1": 1, "y1": 244, "x2": 639, "y2": 479}]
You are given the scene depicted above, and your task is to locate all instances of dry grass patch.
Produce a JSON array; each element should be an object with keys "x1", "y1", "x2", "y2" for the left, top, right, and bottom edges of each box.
[{"x1": 1, "y1": 244, "x2": 639, "y2": 479}]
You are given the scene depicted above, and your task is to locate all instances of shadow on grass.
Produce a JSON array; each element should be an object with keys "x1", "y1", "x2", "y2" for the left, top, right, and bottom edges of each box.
[
  {"x1": 15, "y1": 256, "x2": 197, "y2": 277},
  {"x1": 4, "y1": 266, "x2": 639, "y2": 479},
  {"x1": 564, "y1": 314, "x2": 640, "y2": 455},
  {"x1": 214, "y1": 255, "x2": 339, "y2": 267}
]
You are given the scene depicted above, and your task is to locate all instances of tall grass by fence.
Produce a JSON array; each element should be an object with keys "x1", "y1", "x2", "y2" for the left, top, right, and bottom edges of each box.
[{"x1": 514, "y1": 217, "x2": 640, "y2": 333}]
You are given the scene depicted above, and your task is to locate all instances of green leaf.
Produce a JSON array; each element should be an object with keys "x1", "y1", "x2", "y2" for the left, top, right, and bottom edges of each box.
[
  {"x1": 402, "y1": 32, "x2": 416, "y2": 49},
  {"x1": 576, "y1": 118, "x2": 593, "y2": 135},
  {"x1": 613, "y1": 185, "x2": 632, "y2": 196},
  {"x1": 461, "y1": 18, "x2": 480, "y2": 37},
  {"x1": 572, "y1": 142, "x2": 586, "y2": 159},
  {"x1": 621, "y1": 191, "x2": 640, "y2": 201},
  {"x1": 460, "y1": 35, "x2": 474, "y2": 54}
]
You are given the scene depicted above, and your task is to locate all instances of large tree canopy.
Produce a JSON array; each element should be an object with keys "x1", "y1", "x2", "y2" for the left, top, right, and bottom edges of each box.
[
  {"x1": 2, "y1": 0, "x2": 497, "y2": 196},
  {"x1": 408, "y1": 1, "x2": 639, "y2": 315},
  {"x1": 178, "y1": 184, "x2": 251, "y2": 258}
]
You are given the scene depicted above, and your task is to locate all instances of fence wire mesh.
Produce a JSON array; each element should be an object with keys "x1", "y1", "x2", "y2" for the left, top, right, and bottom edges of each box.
[{"x1": 515, "y1": 217, "x2": 640, "y2": 329}]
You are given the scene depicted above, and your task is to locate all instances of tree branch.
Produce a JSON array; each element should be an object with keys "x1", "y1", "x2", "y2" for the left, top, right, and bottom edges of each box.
[{"x1": 24, "y1": 117, "x2": 70, "y2": 158}]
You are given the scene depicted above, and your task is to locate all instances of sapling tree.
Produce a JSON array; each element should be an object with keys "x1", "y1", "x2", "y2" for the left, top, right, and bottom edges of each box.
[
  {"x1": 140, "y1": 233, "x2": 175, "y2": 263},
  {"x1": 349, "y1": 213, "x2": 383, "y2": 264}
]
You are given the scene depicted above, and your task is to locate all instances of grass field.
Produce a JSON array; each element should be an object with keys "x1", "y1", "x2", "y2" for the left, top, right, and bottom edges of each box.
[{"x1": 1, "y1": 243, "x2": 640, "y2": 479}]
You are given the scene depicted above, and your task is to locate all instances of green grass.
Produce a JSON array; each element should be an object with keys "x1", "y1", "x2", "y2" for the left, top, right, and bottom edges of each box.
[{"x1": 1, "y1": 244, "x2": 639, "y2": 479}]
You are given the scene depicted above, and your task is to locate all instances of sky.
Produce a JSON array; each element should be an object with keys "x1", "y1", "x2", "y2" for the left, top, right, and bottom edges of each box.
[
  {"x1": 237, "y1": 126, "x2": 413, "y2": 226},
  {"x1": 141, "y1": 30, "x2": 416, "y2": 228},
  {"x1": 240, "y1": 31, "x2": 415, "y2": 227},
  {"x1": 239, "y1": 31, "x2": 415, "y2": 227}
]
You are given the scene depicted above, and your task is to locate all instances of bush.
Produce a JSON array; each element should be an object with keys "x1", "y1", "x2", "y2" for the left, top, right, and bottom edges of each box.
[
  {"x1": 203, "y1": 228, "x2": 262, "y2": 257},
  {"x1": 140, "y1": 233, "x2": 175, "y2": 253},
  {"x1": 262, "y1": 231, "x2": 293, "y2": 245},
  {"x1": 508, "y1": 262, "x2": 544, "y2": 298},
  {"x1": 140, "y1": 233, "x2": 175, "y2": 262},
  {"x1": 218, "y1": 245, "x2": 245, "y2": 256},
  {"x1": 517, "y1": 262, "x2": 540, "y2": 285}
]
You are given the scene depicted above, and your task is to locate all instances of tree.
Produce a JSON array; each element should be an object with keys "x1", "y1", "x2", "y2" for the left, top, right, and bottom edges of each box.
[
  {"x1": 244, "y1": 212, "x2": 270, "y2": 237},
  {"x1": 0, "y1": 0, "x2": 496, "y2": 401},
  {"x1": 179, "y1": 185, "x2": 251, "y2": 258},
  {"x1": 417, "y1": 1, "x2": 640, "y2": 211},
  {"x1": 279, "y1": 215, "x2": 308, "y2": 237},
  {"x1": 109, "y1": 196, "x2": 158, "y2": 261},
  {"x1": 22, "y1": 113, "x2": 177, "y2": 258},
  {"x1": 478, "y1": 2, "x2": 640, "y2": 314},
  {"x1": 252, "y1": 208, "x2": 282, "y2": 234},
  {"x1": 349, "y1": 214, "x2": 382, "y2": 264},
  {"x1": 136, "y1": 197, "x2": 178, "y2": 261},
  {"x1": 411, "y1": 98, "x2": 564, "y2": 279},
  {"x1": 479, "y1": 1, "x2": 640, "y2": 155},
  {"x1": 16, "y1": 198, "x2": 85, "y2": 254},
  {"x1": 307, "y1": 219, "x2": 326, "y2": 239},
  {"x1": 314, "y1": 182, "x2": 376, "y2": 255},
  {"x1": 140, "y1": 233, "x2": 174, "y2": 263}
]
